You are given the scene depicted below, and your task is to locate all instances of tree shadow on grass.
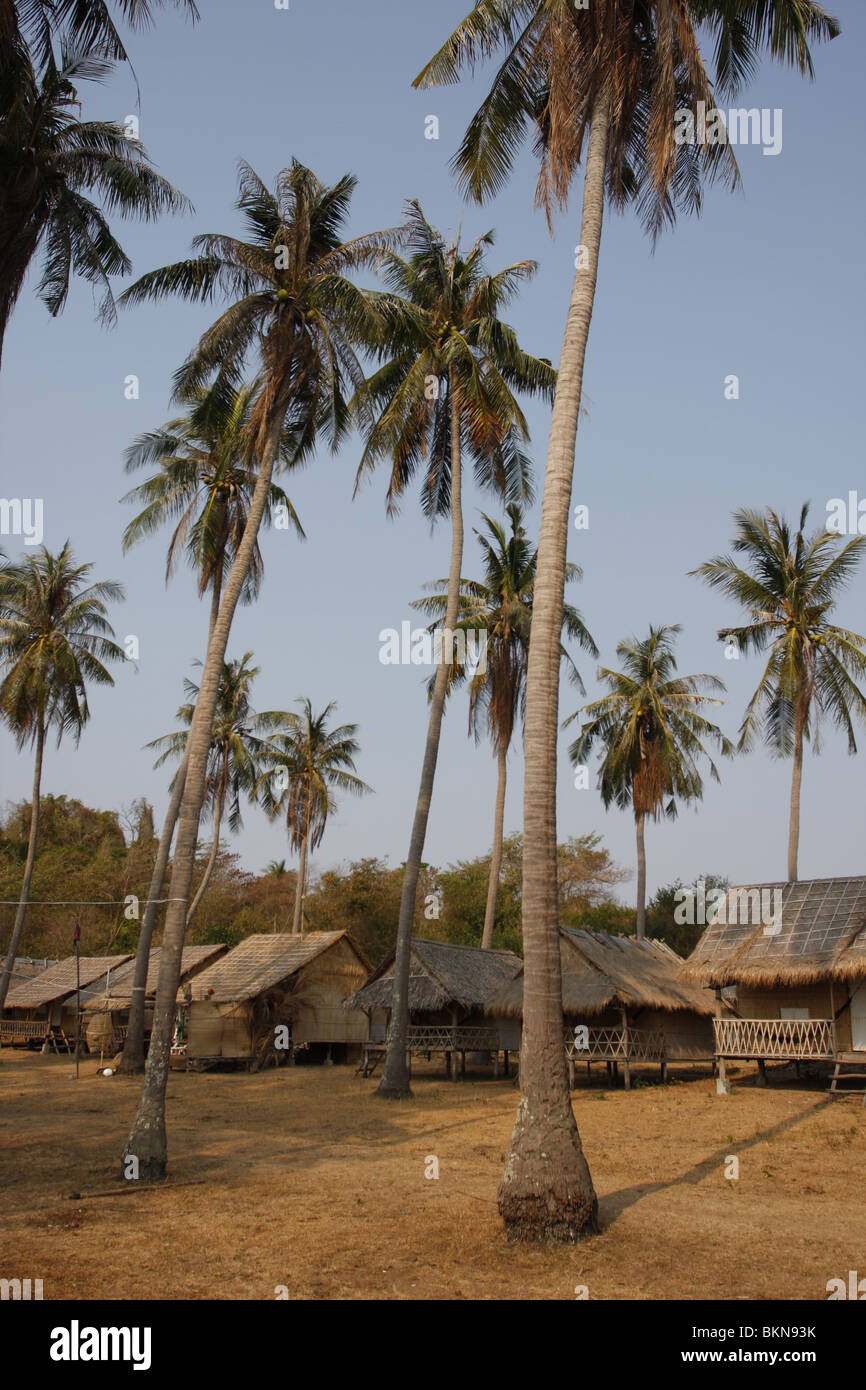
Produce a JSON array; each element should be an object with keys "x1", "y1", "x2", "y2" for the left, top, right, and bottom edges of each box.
[{"x1": 598, "y1": 1096, "x2": 835, "y2": 1231}]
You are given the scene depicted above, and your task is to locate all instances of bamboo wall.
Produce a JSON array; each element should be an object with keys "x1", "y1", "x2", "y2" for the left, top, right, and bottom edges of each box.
[{"x1": 735, "y1": 983, "x2": 853, "y2": 1052}]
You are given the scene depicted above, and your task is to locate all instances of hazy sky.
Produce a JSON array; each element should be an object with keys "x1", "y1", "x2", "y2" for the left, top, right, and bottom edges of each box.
[{"x1": 1, "y1": 0, "x2": 864, "y2": 908}]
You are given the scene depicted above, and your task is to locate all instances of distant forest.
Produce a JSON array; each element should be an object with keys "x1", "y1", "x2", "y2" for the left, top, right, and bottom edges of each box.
[{"x1": 0, "y1": 795, "x2": 725, "y2": 965}]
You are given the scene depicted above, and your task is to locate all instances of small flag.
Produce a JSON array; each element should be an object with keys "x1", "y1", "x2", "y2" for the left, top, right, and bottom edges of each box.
[{"x1": 73, "y1": 919, "x2": 81, "y2": 946}]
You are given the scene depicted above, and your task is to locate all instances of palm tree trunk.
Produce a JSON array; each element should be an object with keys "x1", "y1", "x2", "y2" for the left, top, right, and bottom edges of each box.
[
  {"x1": 122, "y1": 415, "x2": 284, "y2": 1180},
  {"x1": 207, "y1": 574, "x2": 222, "y2": 640},
  {"x1": 498, "y1": 91, "x2": 610, "y2": 1241},
  {"x1": 185, "y1": 767, "x2": 227, "y2": 926},
  {"x1": 117, "y1": 755, "x2": 188, "y2": 1073},
  {"x1": 0, "y1": 719, "x2": 45, "y2": 1010},
  {"x1": 0, "y1": 220, "x2": 40, "y2": 374},
  {"x1": 118, "y1": 572, "x2": 221, "y2": 1074},
  {"x1": 292, "y1": 831, "x2": 308, "y2": 934},
  {"x1": 377, "y1": 369, "x2": 464, "y2": 1098},
  {"x1": 787, "y1": 708, "x2": 805, "y2": 882},
  {"x1": 635, "y1": 812, "x2": 647, "y2": 940},
  {"x1": 481, "y1": 744, "x2": 508, "y2": 950}
]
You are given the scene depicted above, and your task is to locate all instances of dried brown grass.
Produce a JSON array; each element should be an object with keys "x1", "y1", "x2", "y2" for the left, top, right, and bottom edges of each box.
[{"x1": 0, "y1": 1051, "x2": 863, "y2": 1300}]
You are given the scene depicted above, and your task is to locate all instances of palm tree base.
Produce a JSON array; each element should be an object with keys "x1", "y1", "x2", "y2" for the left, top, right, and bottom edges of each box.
[
  {"x1": 121, "y1": 1125, "x2": 167, "y2": 1183},
  {"x1": 497, "y1": 1101, "x2": 598, "y2": 1243},
  {"x1": 375, "y1": 1079, "x2": 413, "y2": 1100},
  {"x1": 116, "y1": 1057, "x2": 146, "y2": 1076}
]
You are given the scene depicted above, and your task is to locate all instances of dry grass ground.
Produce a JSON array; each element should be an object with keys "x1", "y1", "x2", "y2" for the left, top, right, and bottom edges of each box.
[{"x1": 0, "y1": 1050, "x2": 863, "y2": 1300}]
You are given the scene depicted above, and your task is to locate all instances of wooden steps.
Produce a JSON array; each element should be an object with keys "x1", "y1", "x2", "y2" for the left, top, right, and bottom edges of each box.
[{"x1": 829, "y1": 1054, "x2": 866, "y2": 1106}]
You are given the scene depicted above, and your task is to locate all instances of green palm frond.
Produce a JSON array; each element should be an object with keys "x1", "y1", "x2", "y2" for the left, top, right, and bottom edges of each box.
[
  {"x1": 692, "y1": 503, "x2": 866, "y2": 756},
  {"x1": 0, "y1": 541, "x2": 125, "y2": 749},
  {"x1": 412, "y1": 503, "x2": 596, "y2": 750},
  {"x1": 414, "y1": 0, "x2": 836, "y2": 240},
  {"x1": 257, "y1": 697, "x2": 372, "y2": 854},
  {"x1": 0, "y1": 42, "x2": 190, "y2": 360},
  {"x1": 567, "y1": 624, "x2": 732, "y2": 819},
  {"x1": 352, "y1": 201, "x2": 552, "y2": 519}
]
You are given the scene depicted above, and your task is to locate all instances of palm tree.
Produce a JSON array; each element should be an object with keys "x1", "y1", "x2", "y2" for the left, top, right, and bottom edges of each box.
[
  {"x1": 0, "y1": 42, "x2": 189, "y2": 367},
  {"x1": 413, "y1": 503, "x2": 596, "y2": 948},
  {"x1": 692, "y1": 504, "x2": 866, "y2": 881},
  {"x1": 123, "y1": 384, "x2": 305, "y2": 635},
  {"x1": 415, "y1": 0, "x2": 838, "y2": 1241},
  {"x1": 120, "y1": 160, "x2": 395, "y2": 1180},
  {"x1": 567, "y1": 625, "x2": 733, "y2": 939},
  {"x1": 2, "y1": 0, "x2": 198, "y2": 69},
  {"x1": 264, "y1": 859, "x2": 288, "y2": 877},
  {"x1": 356, "y1": 201, "x2": 555, "y2": 1098},
  {"x1": 118, "y1": 383, "x2": 305, "y2": 1073},
  {"x1": 260, "y1": 699, "x2": 371, "y2": 934},
  {"x1": 148, "y1": 653, "x2": 290, "y2": 925},
  {"x1": 0, "y1": 543, "x2": 125, "y2": 1008}
]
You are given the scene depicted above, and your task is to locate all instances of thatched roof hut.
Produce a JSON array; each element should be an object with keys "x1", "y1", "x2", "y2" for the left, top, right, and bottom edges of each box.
[
  {"x1": 185, "y1": 931, "x2": 373, "y2": 1063},
  {"x1": 79, "y1": 944, "x2": 226, "y2": 1012},
  {"x1": 347, "y1": 937, "x2": 522, "y2": 1020},
  {"x1": 4, "y1": 955, "x2": 131, "y2": 1015},
  {"x1": 488, "y1": 929, "x2": 716, "y2": 1019},
  {"x1": 681, "y1": 877, "x2": 866, "y2": 1063},
  {"x1": 485, "y1": 929, "x2": 719, "y2": 1071},
  {"x1": 683, "y1": 877, "x2": 866, "y2": 988}
]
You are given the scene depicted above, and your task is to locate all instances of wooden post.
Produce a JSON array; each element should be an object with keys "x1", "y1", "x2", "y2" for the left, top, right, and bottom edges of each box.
[
  {"x1": 715, "y1": 988, "x2": 731, "y2": 1095},
  {"x1": 829, "y1": 979, "x2": 837, "y2": 1057},
  {"x1": 503, "y1": 1048, "x2": 509, "y2": 1078},
  {"x1": 756, "y1": 1058, "x2": 767, "y2": 1087},
  {"x1": 620, "y1": 1008, "x2": 631, "y2": 1091}
]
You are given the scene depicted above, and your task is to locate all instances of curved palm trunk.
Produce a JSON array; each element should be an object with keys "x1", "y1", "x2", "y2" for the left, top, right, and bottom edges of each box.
[
  {"x1": 635, "y1": 812, "x2": 647, "y2": 940},
  {"x1": 292, "y1": 830, "x2": 309, "y2": 934},
  {"x1": 185, "y1": 767, "x2": 228, "y2": 926},
  {"x1": 0, "y1": 720, "x2": 45, "y2": 1010},
  {"x1": 378, "y1": 372, "x2": 464, "y2": 1098},
  {"x1": 122, "y1": 417, "x2": 283, "y2": 1179},
  {"x1": 118, "y1": 577, "x2": 221, "y2": 1073},
  {"x1": 481, "y1": 744, "x2": 508, "y2": 949},
  {"x1": 117, "y1": 757, "x2": 188, "y2": 1073},
  {"x1": 499, "y1": 92, "x2": 610, "y2": 1241},
  {"x1": 787, "y1": 709, "x2": 805, "y2": 882}
]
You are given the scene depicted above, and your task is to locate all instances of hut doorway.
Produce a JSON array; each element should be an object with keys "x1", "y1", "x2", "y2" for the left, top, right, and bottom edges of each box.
[{"x1": 850, "y1": 984, "x2": 866, "y2": 1051}]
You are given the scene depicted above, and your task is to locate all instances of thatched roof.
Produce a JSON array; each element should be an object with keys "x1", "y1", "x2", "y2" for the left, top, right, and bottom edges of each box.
[
  {"x1": 683, "y1": 876, "x2": 866, "y2": 988},
  {"x1": 3, "y1": 957, "x2": 58, "y2": 988},
  {"x1": 187, "y1": 932, "x2": 370, "y2": 1004},
  {"x1": 487, "y1": 930, "x2": 717, "y2": 1019},
  {"x1": 79, "y1": 944, "x2": 226, "y2": 1012},
  {"x1": 347, "y1": 938, "x2": 522, "y2": 1014},
  {"x1": 4, "y1": 955, "x2": 132, "y2": 1010}
]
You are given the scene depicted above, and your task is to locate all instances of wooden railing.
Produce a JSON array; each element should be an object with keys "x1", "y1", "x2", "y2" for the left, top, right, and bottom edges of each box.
[
  {"x1": 565, "y1": 1027, "x2": 666, "y2": 1061},
  {"x1": 404, "y1": 1025, "x2": 500, "y2": 1051},
  {"x1": 714, "y1": 1017, "x2": 836, "y2": 1060},
  {"x1": 0, "y1": 1019, "x2": 49, "y2": 1043}
]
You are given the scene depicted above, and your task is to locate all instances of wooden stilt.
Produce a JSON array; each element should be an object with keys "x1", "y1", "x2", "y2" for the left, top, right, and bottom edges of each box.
[
  {"x1": 620, "y1": 1008, "x2": 631, "y2": 1091},
  {"x1": 715, "y1": 988, "x2": 731, "y2": 1094}
]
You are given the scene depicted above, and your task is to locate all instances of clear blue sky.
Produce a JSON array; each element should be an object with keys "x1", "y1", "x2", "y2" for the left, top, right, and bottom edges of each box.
[{"x1": 1, "y1": 0, "x2": 864, "y2": 905}]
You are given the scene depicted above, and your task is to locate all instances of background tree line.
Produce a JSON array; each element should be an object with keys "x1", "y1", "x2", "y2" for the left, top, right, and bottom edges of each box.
[{"x1": 0, "y1": 793, "x2": 724, "y2": 964}]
